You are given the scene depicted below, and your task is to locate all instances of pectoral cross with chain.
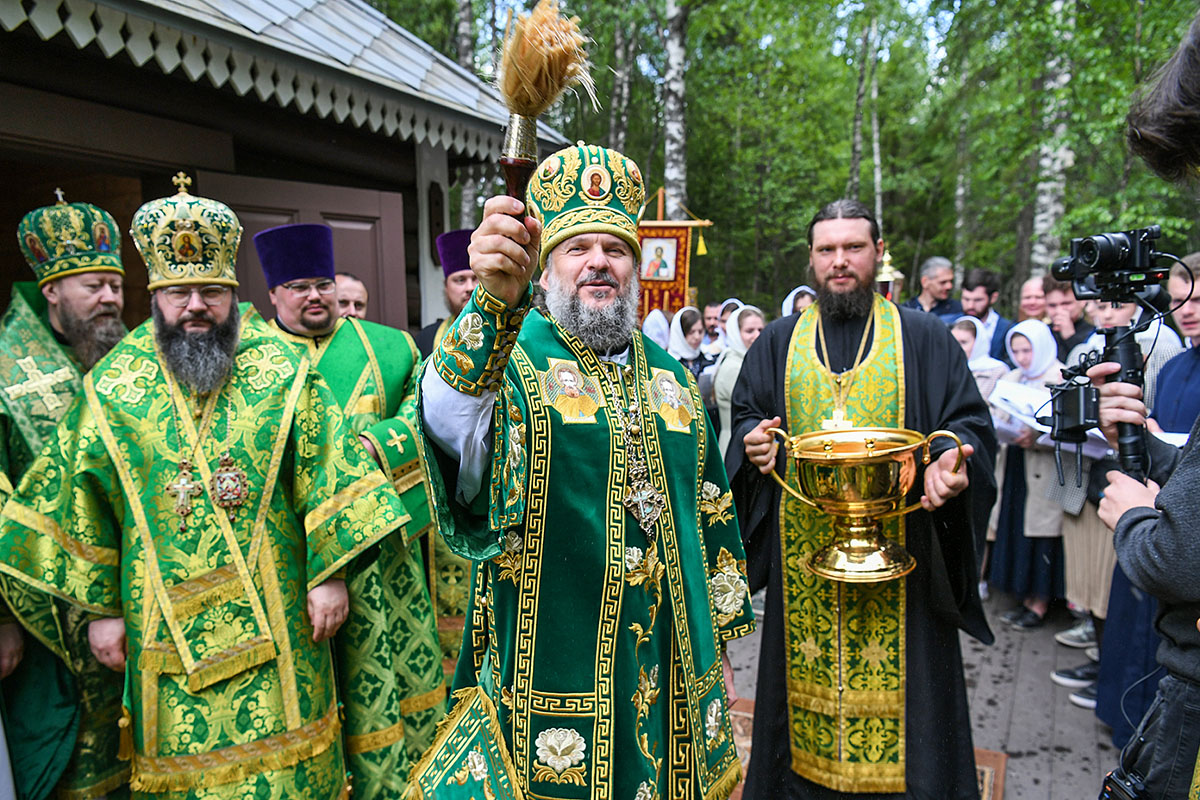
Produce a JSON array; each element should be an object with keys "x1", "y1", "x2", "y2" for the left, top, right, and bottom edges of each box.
[{"x1": 167, "y1": 459, "x2": 203, "y2": 532}]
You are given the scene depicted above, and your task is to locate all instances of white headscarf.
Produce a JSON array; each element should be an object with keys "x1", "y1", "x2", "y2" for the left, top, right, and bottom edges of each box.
[
  {"x1": 642, "y1": 308, "x2": 670, "y2": 350},
  {"x1": 668, "y1": 305, "x2": 701, "y2": 360},
  {"x1": 726, "y1": 305, "x2": 763, "y2": 357},
  {"x1": 715, "y1": 305, "x2": 764, "y2": 371},
  {"x1": 954, "y1": 315, "x2": 1006, "y2": 372},
  {"x1": 1006, "y1": 319, "x2": 1058, "y2": 380},
  {"x1": 720, "y1": 297, "x2": 744, "y2": 313},
  {"x1": 1081, "y1": 305, "x2": 1183, "y2": 357},
  {"x1": 781, "y1": 285, "x2": 815, "y2": 317}
]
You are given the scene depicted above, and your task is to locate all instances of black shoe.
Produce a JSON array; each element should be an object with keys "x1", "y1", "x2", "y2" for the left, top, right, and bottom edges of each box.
[
  {"x1": 1009, "y1": 609, "x2": 1044, "y2": 630},
  {"x1": 1069, "y1": 683, "x2": 1098, "y2": 709},
  {"x1": 1052, "y1": 662, "x2": 1100, "y2": 688},
  {"x1": 1001, "y1": 605, "x2": 1027, "y2": 623}
]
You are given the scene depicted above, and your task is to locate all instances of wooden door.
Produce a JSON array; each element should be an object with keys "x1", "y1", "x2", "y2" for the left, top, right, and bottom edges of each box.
[{"x1": 196, "y1": 172, "x2": 407, "y2": 329}]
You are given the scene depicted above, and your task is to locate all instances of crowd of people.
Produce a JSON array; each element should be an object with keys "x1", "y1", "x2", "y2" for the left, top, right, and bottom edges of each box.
[{"x1": 0, "y1": 8, "x2": 1198, "y2": 800}]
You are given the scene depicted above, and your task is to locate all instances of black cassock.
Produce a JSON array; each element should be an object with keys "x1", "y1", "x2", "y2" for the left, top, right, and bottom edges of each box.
[{"x1": 727, "y1": 304, "x2": 997, "y2": 800}]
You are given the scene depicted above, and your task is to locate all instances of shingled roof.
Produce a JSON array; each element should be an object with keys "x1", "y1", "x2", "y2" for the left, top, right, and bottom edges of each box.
[{"x1": 0, "y1": 0, "x2": 567, "y2": 159}]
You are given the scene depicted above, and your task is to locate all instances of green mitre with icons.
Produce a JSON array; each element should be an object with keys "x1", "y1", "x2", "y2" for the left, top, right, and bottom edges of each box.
[
  {"x1": 130, "y1": 172, "x2": 242, "y2": 289},
  {"x1": 17, "y1": 190, "x2": 124, "y2": 287},
  {"x1": 526, "y1": 141, "x2": 646, "y2": 269}
]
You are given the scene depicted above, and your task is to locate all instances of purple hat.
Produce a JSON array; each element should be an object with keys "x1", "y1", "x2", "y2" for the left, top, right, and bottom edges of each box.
[
  {"x1": 436, "y1": 228, "x2": 472, "y2": 280},
  {"x1": 253, "y1": 223, "x2": 335, "y2": 289}
]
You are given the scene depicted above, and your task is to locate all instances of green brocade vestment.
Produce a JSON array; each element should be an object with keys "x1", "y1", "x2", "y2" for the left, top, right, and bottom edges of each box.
[
  {"x1": 779, "y1": 295, "x2": 907, "y2": 793},
  {"x1": 420, "y1": 288, "x2": 755, "y2": 800},
  {"x1": 0, "y1": 282, "x2": 128, "y2": 799},
  {"x1": 270, "y1": 317, "x2": 446, "y2": 796},
  {"x1": 0, "y1": 307, "x2": 409, "y2": 799}
]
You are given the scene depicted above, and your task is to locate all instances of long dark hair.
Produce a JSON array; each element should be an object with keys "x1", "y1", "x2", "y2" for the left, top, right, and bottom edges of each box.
[
  {"x1": 1127, "y1": 13, "x2": 1200, "y2": 181},
  {"x1": 680, "y1": 307, "x2": 702, "y2": 335}
]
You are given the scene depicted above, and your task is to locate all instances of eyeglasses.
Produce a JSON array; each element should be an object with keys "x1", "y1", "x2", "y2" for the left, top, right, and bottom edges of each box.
[
  {"x1": 160, "y1": 285, "x2": 232, "y2": 308},
  {"x1": 279, "y1": 279, "x2": 336, "y2": 297}
]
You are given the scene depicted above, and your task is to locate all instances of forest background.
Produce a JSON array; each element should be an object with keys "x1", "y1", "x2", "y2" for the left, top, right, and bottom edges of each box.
[{"x1": 374, "y1": 0, "x2": 1199, "y2": 317}]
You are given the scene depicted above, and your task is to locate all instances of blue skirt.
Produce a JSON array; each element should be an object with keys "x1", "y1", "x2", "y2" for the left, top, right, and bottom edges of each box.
[
  {"x1": 988, "y1": 446, "x2": 1065, "y2": 599},
  {"x1": 1097, "y1": 563, "x2": 1163, "y2": 747}
]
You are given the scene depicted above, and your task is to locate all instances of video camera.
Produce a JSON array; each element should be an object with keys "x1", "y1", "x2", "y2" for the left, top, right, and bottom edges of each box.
[{"x1": 1045, "y1": 226, "x2": 1174, "y2": 485}]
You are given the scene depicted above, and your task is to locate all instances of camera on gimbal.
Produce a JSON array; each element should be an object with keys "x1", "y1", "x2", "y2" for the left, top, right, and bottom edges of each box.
[{"x1": 1045, "y1": 226, "x2": 1173, "y2": 485}]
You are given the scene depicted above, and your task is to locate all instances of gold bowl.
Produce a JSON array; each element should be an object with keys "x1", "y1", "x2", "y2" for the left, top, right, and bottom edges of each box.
[{"x1": 768, "y1": 426, "x2": 963, "y2": 583}]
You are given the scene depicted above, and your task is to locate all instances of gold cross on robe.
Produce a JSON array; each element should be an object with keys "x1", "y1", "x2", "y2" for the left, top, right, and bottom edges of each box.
[
  {"x1": 94, "y1": 354, "x2": 158, "y2": 404},
  {"x1": 386, "y1": 429, "x2": 408, "y2": 455},
  {"x1": 4, "y1": 357, "x2": 74, "y2": 411}
]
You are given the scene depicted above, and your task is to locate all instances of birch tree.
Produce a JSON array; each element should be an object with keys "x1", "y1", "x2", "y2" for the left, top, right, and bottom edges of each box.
[
  {"x1": 1029, "y1": 0, "x2": 1074, "y2": 275},
  {"x1": 662, "y1": 0, "x2": 688, "y2": 219},
  {"x1": 845, "y1": 20, "x2": 872, "y2": 200}
]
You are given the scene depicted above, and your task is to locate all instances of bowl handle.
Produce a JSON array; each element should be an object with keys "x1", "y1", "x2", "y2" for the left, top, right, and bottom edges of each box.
[
  {"x1": 765, "y1": 427, "x2": 819, "y2": 507},
  {"x1": 876, "y1": 429, "x2": 966, "y2": 520}
]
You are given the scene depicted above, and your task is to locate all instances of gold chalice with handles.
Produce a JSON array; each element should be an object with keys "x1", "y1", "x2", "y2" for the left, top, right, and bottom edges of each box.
[{"x1": 767, "y1": 426, "x2": 965, "y2": 583}]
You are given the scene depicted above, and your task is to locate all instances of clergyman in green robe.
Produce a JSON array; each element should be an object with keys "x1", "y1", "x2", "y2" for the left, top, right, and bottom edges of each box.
[
  {"x1": 0, "y1": 177, "x2": 410, "y2": 800},
  {"x1": 0, "y1": 194, "x2": 131, "y2": 800},
  {"x1": 254, "y1": 222, "x2": 445, "y2": 797},
  {"x1": 417, "y1": 143, "x2": 755, "y2": 800}
]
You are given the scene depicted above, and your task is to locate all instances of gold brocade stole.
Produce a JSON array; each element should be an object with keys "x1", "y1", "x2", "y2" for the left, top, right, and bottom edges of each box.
[{"x1": 779, "y1": 295, "x2": 907, "y2": 793}]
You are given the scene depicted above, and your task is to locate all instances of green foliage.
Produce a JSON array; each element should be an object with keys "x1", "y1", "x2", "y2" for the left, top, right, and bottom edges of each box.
[{"x1": 376, "y1": 0, "x2": 1200, "y2": 318}]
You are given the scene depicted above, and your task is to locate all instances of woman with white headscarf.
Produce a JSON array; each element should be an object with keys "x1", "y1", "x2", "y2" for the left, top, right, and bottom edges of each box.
[
  {"x1": 642, "y1": 308, "x2": 670, "y2": 350},
  {"x1": 780, "y1": 285, "x2": 816, "y2": 318},
  {"x1": 714, "y1": 305, "x2": 765, "y2": 457},
  {"x1": 668, "y1": 305, "x2": 714, "y2": 379},
  {"x1": 988, "y1": 319, "x2": 1065, "y2": 631},
  {"x1": 950, "y1": 315, "x2": 1009, "y2": 403}
]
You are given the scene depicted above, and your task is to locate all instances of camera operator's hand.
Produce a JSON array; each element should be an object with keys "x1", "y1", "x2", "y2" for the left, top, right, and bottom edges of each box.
[
  {"x1": 1098, "y1": 470, "x2": 1160, "y2": 530},
  {"x1": 1087, "y1": 361, "x2": 1147, "y2": 451}
]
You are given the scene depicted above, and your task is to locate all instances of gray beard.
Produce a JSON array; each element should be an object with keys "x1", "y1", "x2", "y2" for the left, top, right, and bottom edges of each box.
[
  {"x1": 152, "y1": 299, "x2": 240, "y2": 394},
  {"x1": 544, "y1": 268, "x2": 639, "y2": 354},
  {"x1": 58, "y1": 303, "x2": 126, "y2": 371},
  {"x1": 816, "y1": 283, "x2": 875, "y2": 321}
]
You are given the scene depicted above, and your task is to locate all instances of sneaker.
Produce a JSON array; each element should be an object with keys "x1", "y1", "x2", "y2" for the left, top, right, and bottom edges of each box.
[
  {"x1": 1085, "y1": 646, "x2": 1100, "y2": 663},
  {"x1": 1055, "y1": 618, "x2": 1097, "y2": 649},
  {"x1": 1069, "y1": 683, "x2": 1098, "y2": 709},
  {"x1": 1052, "y1": 662, "x2": 1100, "y2": 688},
  {"x1": 1009, "y1": 608, "x2": 1045, "y2": 631}
]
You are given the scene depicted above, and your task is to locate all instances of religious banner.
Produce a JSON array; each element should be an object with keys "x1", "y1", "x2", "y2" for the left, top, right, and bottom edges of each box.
[{"x1": 637, "y1": 222, "x2": 693, "y2": 320}]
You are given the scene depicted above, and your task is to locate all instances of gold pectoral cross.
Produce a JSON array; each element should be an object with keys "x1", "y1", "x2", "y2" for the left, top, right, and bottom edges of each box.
[
  {"x1": 167, "y1": 459, "x2": 204, "y2": 531},
  {"x1": 821, "y1": 407, "x2": 854, "y2": 430}
]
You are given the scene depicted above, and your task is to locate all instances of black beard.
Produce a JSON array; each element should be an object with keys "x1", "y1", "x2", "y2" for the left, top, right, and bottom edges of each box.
[
  {"x1": 58, "y1": 303, "x2": 126, "y2": 371},
  {"x1": 816, "y1": 283, "x2": 875, "y2": 321},
  {"x1": 544, "y1": 268, "x2": 639, "y2": 354},
  {"x1": 152, "y1": 299, "x2": 240, "y2": 394}
]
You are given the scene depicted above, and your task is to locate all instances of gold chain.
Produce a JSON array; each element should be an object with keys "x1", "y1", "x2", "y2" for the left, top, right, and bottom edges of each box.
[{"x1": 816, "y1": 309, "x2": 874, "y2": 413}]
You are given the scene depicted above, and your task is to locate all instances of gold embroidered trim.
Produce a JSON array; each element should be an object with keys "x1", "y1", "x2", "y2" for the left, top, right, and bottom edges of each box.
[
  {"x1": 304, "y1": 471, "x2": 390, "y2": 541},
  {"x1": 165, "y1": 563, "x2": 241, "y2": 618},
  {"x1": 400, "y1": 684, "x2": 448, "y2": 714},
  {"x1": 350, "y1": 393, "x2": 381, "y2": 416},
  {"x1": 54, "y1": 765, "x2": 131, "y2": 800},
  {"x1": 184, "y1": 637, "x2": 276, "y2": 692},
  {"x1": 345, "y1": 718, "x2": 405, "y2": 755},
  {"x1": 130, "y1": 702, "x2": 341, "y2": 792},
  {"x1": 350, "y1": 318, "x2": 388, "y2": 412},
  {"x1": 3, "y1": 501, "x2": 119, "y2": 566}
]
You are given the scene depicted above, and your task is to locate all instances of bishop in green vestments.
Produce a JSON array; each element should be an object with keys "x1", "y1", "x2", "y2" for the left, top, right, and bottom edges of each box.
[
  {"x1": 0, "y1": 178, "x2": 410, "y2": 800},
  {"x1": 254, "y1": 222, "x2": 445, "y2": 796},
  {"x1": 0, "y1": 195, "x2": 130, "y2": 799},
  {"x1": 729, "y1": 199, "x2": 996, "y2": 799},
  {"x1": 418, "y1": 143, "x2": 754, "y2": 800}
]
